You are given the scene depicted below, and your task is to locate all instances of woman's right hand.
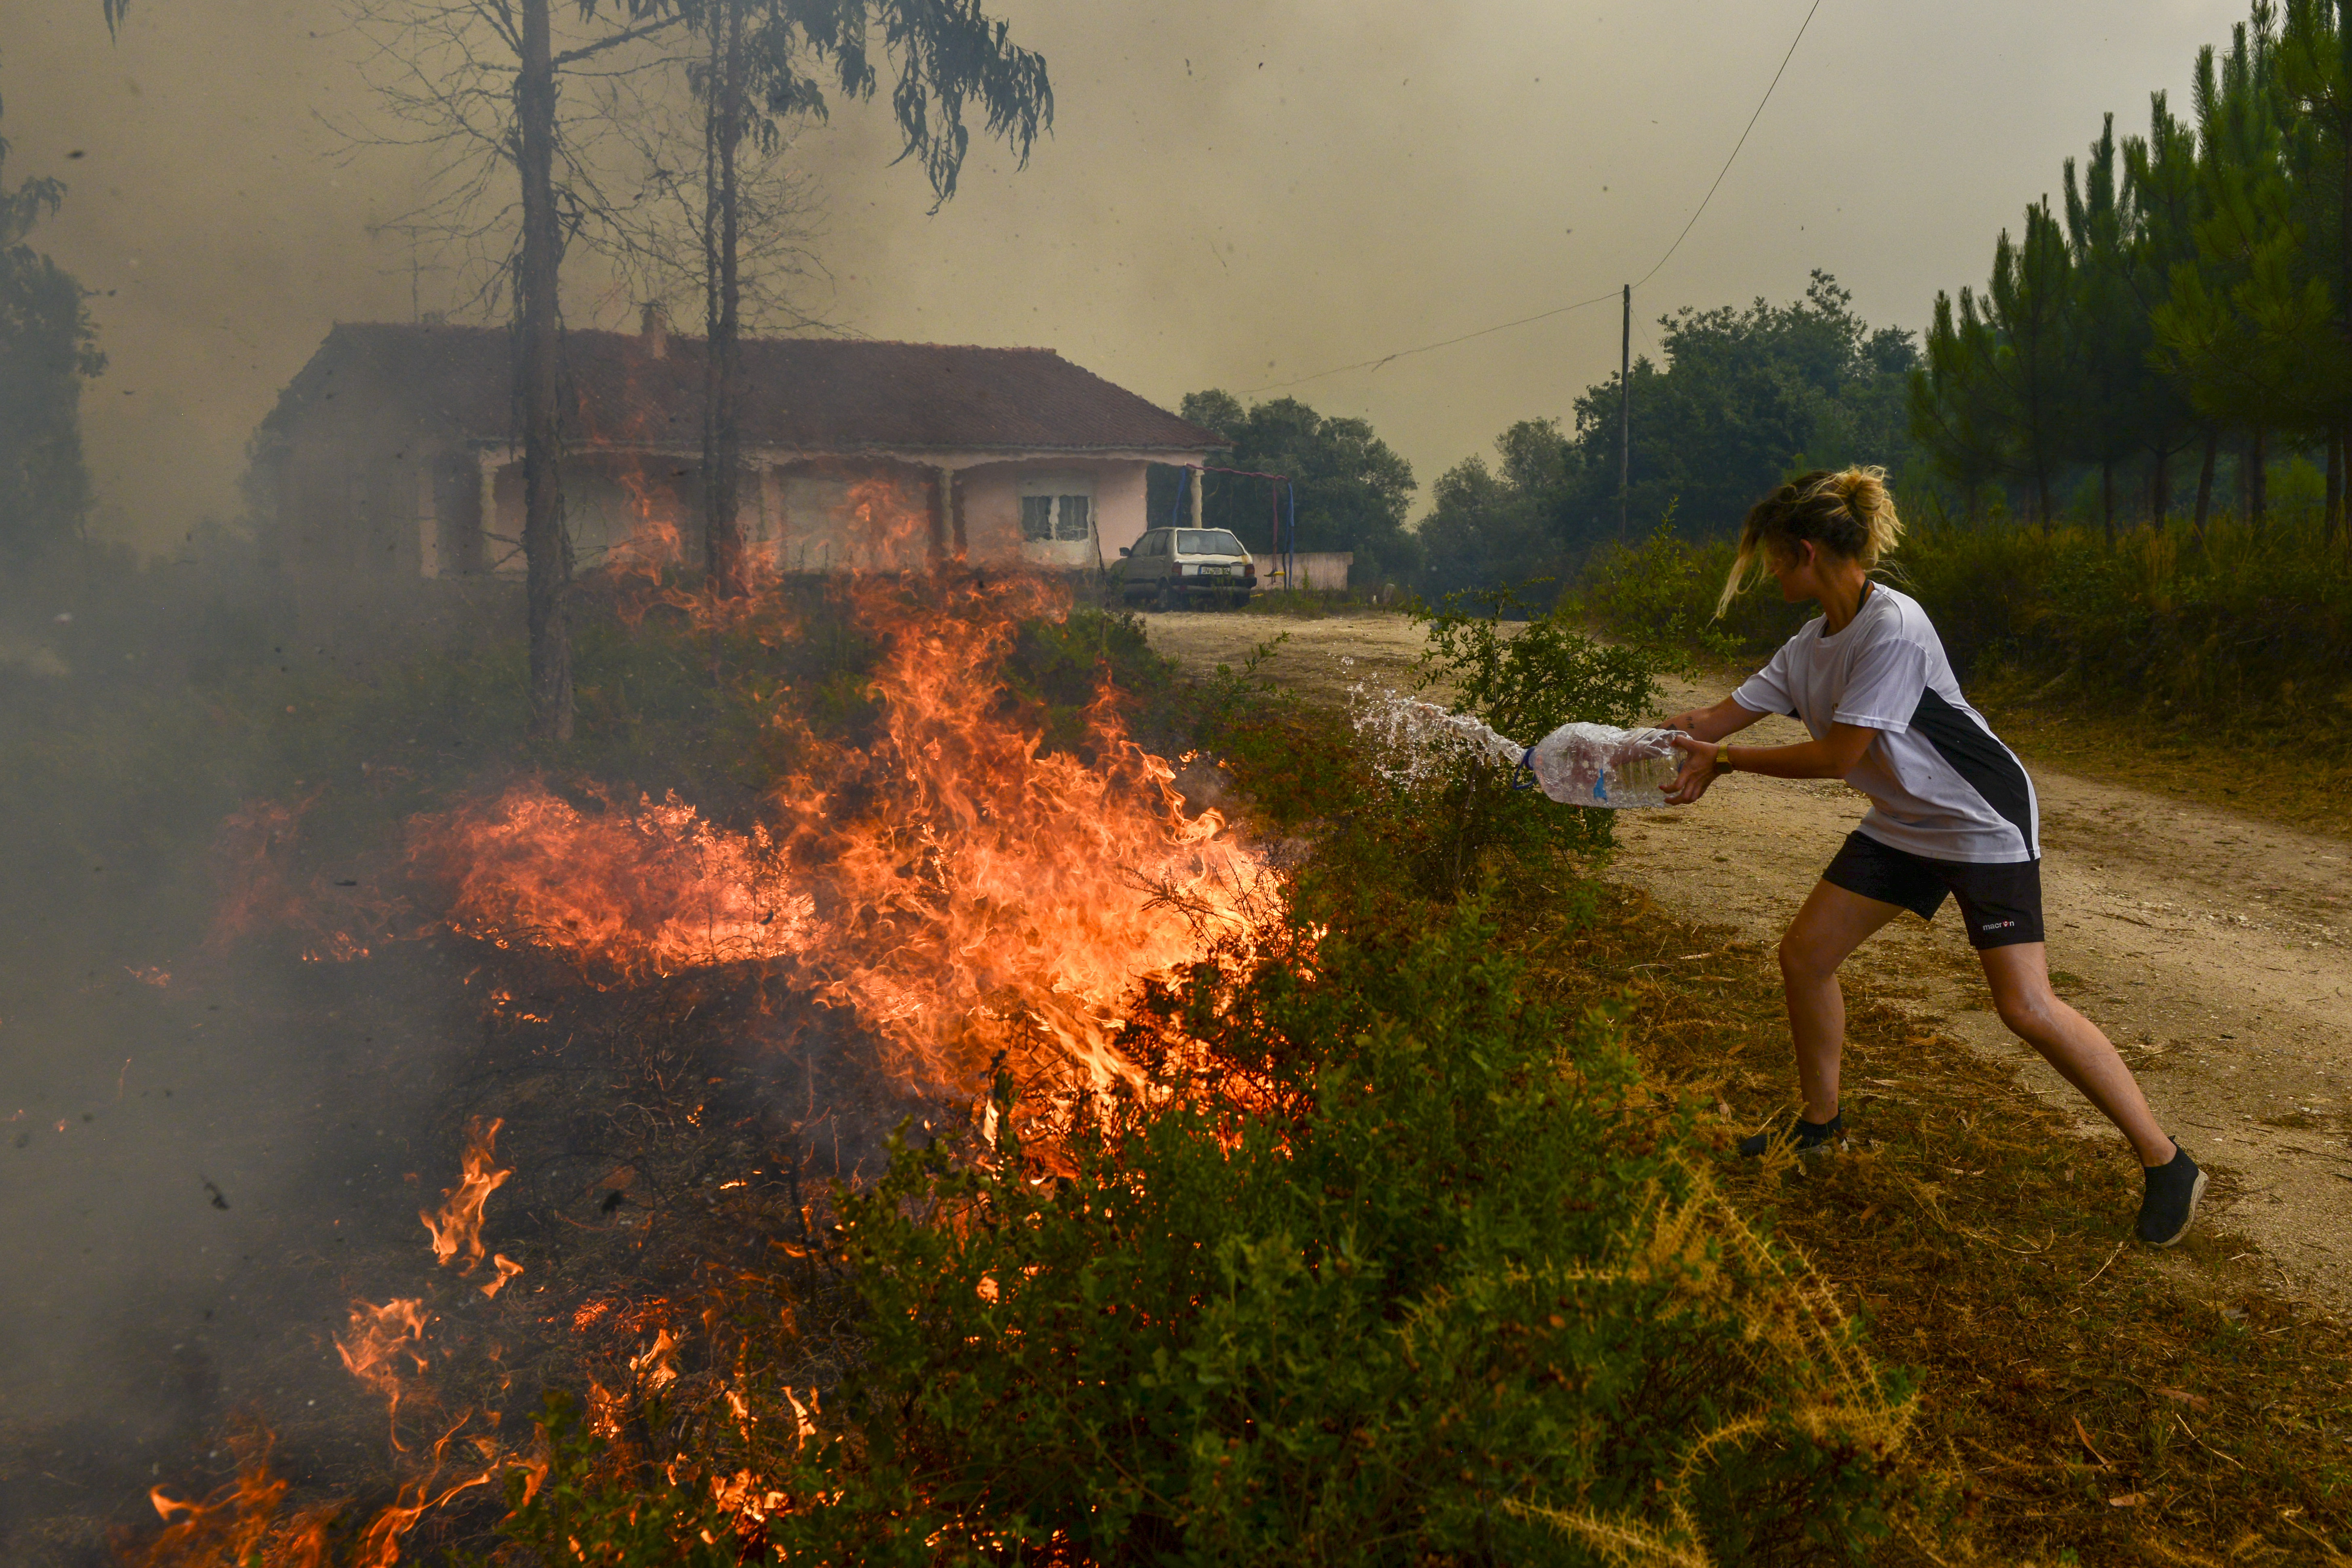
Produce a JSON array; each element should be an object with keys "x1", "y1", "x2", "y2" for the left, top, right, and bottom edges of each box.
[{"x1": 1663, "y1": 732, "x2": 1720, "y2": 805}]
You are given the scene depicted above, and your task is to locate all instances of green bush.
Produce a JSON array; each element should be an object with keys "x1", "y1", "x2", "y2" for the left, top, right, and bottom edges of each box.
[
  {"x1": 748, "y1": 888, "x2": 1911, "y2": 1566},
  {"x1": 1574, "y1": 528, "x2": 1804, "y2": 661},
  {"x1": 1382, "y1": 588, "x2": 1672, "y2": 895}
]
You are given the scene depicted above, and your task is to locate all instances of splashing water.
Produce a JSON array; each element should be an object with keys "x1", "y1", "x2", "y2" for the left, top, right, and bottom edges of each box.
[{"x1": 1349, "y1": 685, "x2": 1685, "y2": 809}]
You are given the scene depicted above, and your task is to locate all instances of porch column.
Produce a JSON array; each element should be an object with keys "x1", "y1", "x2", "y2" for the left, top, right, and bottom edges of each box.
[
  {"x1": 928, "y1": 466, "x2": 949, "y2": 563},
  {"x1": 417, "y1": 464, "x2": 440, "y2": 578}
]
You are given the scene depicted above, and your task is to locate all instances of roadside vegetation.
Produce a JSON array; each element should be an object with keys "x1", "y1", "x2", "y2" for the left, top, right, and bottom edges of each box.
[
  {"x1": 464, "y1": 591, "x2": 1929, "y2": 1567},
  {"x1": 48, "y1": 562, "x2": 1915, "y2": 1566},
  {"x1": 476, "y1": 585, "x2": 2352, "y2": 1566},
  {"x1": 11, "y1": 547, "x2": 2348, "y2": 1564}
]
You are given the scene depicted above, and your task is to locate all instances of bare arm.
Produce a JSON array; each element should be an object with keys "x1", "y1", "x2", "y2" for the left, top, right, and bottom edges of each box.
[
  {"x1": 1663, "y1": 695, "x2": 1771, "y2": 744},
  {"x1": 1662, "y1": 721, "x2": 1879, "y2": 806}
]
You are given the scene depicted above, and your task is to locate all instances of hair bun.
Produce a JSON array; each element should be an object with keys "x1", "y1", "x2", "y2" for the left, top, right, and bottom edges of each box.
[{"x1": 1714, "y1": 464, "x2": 1903, "y2": 617}]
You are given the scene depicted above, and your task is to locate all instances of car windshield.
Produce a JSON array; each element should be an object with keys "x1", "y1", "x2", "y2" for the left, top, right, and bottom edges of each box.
[{"x1": 1176, "y1": 529, "x2": 1246, "y2": 556}]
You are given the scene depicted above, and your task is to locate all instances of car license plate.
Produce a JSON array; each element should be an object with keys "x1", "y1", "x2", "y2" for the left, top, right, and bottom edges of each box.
[{"x1": 1200, "y1": 565, "x2": 1230, "y2": 577}]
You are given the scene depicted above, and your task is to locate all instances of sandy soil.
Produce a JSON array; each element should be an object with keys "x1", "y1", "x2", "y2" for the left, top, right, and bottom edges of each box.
[{"x1": 1143, "y1": 607, "x2": 2352, "y2": 1312}]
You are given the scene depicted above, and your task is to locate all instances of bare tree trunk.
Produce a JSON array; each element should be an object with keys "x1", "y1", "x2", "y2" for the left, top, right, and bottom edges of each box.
[
  {"x1": 700, "y1": 0, "x2": 747, "y2": 595},
  {"x1": 2148, "y1": 430, "x2": 2171, "y2": 527},
  {"x1": 2099, "y1": 457, "x2": 2114, "y2": 547},
  {"x1": 518, "y1": 0, "x2": 572, "y2": 740},
  {"x1": 2193, "y1": 427, "x2": 2217, "y2": 543}
]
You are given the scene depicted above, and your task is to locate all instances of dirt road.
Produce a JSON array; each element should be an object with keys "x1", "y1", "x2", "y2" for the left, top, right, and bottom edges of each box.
[{"x1": 1144, "y1": 608, "x2": 2352, "y2": 1312}]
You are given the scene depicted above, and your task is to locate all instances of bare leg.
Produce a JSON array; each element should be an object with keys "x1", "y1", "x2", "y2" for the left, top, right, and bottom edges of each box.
[
  {"x1": 1979, "y1": 942, "x2": 2174, "y2": 1166},
  {"x1": 1777, "y1": 881, "x2": 1908, "y2": 1124}
]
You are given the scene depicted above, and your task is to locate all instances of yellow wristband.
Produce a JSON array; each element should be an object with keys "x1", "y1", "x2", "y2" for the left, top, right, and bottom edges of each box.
[{"x1": 1715, "y1": 744, "x2": 1735, "y2": 773}]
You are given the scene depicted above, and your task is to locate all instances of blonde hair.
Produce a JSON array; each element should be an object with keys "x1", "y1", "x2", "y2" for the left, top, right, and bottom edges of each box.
[{"x1": 1714, "y1": 466, "x2": 1903, "y2": 617}]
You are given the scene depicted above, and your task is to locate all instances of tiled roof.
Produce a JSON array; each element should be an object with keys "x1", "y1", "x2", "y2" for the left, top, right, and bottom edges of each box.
[{"x1": 261, "y1": 322, "x2": 1224, "y2": 456}]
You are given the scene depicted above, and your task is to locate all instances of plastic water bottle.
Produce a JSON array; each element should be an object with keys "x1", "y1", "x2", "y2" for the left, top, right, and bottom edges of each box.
[
  {"x1": 1350, "y1": 693, "x2": 1685, "y2": 809},
  {"x1": 1521, "y1": 723, "x2": 1684, "y2": 809}
]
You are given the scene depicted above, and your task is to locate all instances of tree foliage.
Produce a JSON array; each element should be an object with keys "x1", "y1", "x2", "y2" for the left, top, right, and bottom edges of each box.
[
  {"x1": 0, "y1": 86, "x2": 103, "y2": 563},
  {"x1": 1913, "y1": 0, "x2": 2352, "y2": 539},
  {"x1": 1153, "y1": 391, "x2": 1422, "y2": 588},
  {"x1": 1423, "y1": 274, "x2": 1912, "y2": 596}
]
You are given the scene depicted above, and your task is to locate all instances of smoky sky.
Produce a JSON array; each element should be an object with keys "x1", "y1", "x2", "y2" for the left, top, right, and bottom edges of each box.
[{"x1": 4, "y1": 0, "x2": 2244, "y2": 549}]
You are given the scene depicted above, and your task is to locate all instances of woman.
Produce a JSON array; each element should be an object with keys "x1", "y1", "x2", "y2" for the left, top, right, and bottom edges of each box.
[{"x1": 1661, "y1": 467, "x2": 2202, "y2": 1247}]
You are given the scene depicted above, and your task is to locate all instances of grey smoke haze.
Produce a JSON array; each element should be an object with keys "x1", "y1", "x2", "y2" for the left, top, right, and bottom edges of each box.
[{"x1": 3, "y1": 0, "x2": 2240, "y2": 548}]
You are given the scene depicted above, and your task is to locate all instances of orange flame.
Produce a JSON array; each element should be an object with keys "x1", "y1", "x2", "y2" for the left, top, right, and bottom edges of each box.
[
  {"x1": 335, "y1": 1296, "x2": 430, "y2": 1451},
  {"x1": 345, "y1": 1418, "x2": 503, "y2": 1568},
  {"x1": 139, "y1": 1427, "x2": 334, "y2": 1568},
  {"x1": 409, "y1": 566, "x2": 1259, "y2": 1102},
  {"x1": 630, "y1": 1326, "x2": 682, "y2": 1394},
  {"x1": 412, "y1": 792, "x2": 810, "y2": 981},
  {"x1": 480, "y1": 1253, "x2": 524, "y2": 1299},
  {"x1": 420, "y1": 1116, "x2": 510, "y2": 1273}
]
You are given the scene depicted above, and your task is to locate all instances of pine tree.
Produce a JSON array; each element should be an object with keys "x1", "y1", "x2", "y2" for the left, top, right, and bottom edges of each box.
[
  {"x1": 2121, "y1": 89, "x2": 2209, "y2": 527},
  {"x1": 2064, "y1": 114, "x2": 2158, "y2": 543},
  {"x1": 1908, "y1": 287, "x2": 2008, "y2": 524},
  {"x1": 1983, "y1": 200, "x2": 2078, "y2": 529},
  {"x1": 2151, "y1": 11, "x2": 2324, "y2": 529},
  {"x1": 2278, "y1": 0, "x2": 2352, "y2": 539}
]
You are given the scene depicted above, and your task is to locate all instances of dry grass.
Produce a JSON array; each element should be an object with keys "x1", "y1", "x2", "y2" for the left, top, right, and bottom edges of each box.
[{"x1": 1496, "y1": 872, "x2": 2352, "y2": 1566}]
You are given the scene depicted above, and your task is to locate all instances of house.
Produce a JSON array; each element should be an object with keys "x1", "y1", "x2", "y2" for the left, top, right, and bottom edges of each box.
[{"x1": 252, "y1": 315, "x2": 1225, "y2": 638}]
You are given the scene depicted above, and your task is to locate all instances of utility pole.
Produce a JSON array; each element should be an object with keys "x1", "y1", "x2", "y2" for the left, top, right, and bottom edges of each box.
[{"x1": 1617, "y1": 283, "x2": 1631, "y2": 541}]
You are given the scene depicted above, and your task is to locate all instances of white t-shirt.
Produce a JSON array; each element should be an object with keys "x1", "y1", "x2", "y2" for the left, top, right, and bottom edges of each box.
[{"x1": 1731, "y1": 583, "x2": 2039, "y2": 864}]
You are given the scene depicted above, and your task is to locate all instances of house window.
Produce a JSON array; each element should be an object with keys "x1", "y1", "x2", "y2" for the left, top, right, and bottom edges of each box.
[
  {"x1": 1054, "y1": 494, "x2": 1091, "y2": 541},
  {"x1": 1021, "y1": 494, "x2": 1055, "y2": 542}
]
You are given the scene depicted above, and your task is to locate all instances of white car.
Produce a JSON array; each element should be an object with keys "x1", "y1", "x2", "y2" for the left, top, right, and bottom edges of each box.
[{"x1": 1118, "y1": 527, "x2": 1257, "y2": 610}]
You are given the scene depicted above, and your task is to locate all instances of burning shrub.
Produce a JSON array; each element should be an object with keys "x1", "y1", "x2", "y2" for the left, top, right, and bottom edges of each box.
[{"x1": 706, "y1": 888, "x2": 1915, "y2": 1566}]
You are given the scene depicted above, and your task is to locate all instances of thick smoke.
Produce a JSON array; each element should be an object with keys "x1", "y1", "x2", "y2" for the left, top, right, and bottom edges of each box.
[
  {"x1": 0, "y1": 0, "x2": 2258, "y2": 1555},
  {"x1": 3, "y1": 0, "x2": 2225, "y2": 554}
]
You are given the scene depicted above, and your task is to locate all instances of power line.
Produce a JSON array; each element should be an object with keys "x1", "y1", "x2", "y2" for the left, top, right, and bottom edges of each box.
[
  {"x1": 1634, "y1": 0, "x2": 1825, "y2": 290},
  {"x1": 1240, "y1": 291, "x2": 1621, "y2": 394},
  {"x1": 1236, "y1": 0, "x2": 1826, "y2": 397}
]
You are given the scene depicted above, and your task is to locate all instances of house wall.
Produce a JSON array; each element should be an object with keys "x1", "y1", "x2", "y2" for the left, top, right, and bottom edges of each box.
[
  {"x1": 265, "y1": 425, "x2": 1206, "y2": 651},
  {"x1": 953, "y1": 457, "x2": 1150, "y2": 570},
  {"x1": 265, "y1": 433, "x2": 519, "y2": 651},
  {"x1": 768, "y1": 460, "x2": 936, "y2": 572}
]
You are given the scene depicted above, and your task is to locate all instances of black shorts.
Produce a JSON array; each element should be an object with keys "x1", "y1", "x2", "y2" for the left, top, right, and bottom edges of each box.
[{"x1": 1820, "y1": 830, "x2": 2045, "y2": 950}]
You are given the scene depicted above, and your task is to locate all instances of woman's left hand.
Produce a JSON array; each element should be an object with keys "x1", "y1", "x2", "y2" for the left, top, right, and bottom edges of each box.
[{"x1": 1664, "y1": 733, "x2": 1719, "y2": 805}]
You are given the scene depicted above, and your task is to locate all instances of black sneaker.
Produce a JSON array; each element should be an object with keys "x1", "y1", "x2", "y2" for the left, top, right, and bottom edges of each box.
[
  {"x1": 2137, "y1": 1143, "x2": 2206, "y2": 1247},
  {"x1": 1739, "y1": 1109, "x2": 1843, "y2": 1158}
]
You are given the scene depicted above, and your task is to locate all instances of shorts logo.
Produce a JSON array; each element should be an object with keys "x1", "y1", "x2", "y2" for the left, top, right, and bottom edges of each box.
[{"x1": 1980, "y1": 919, "x2": 2016, "y2": 932}]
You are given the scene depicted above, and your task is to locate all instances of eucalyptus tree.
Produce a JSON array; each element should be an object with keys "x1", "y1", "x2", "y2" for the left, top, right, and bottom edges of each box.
[{"x1": 685, "y1": 0, "x2": 1050, "y2": 594}]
